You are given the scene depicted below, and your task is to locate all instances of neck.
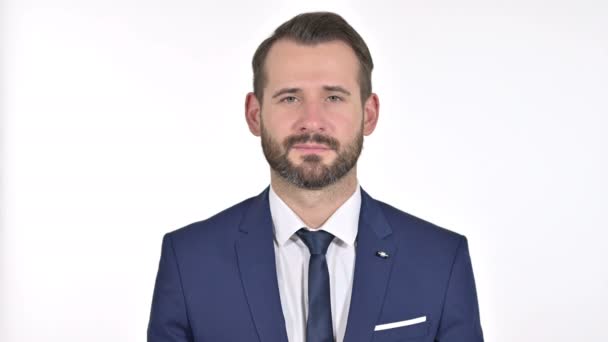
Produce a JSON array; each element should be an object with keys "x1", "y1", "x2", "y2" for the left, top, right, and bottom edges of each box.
[{"x1": 270, "y1": 167, "x2": 359, "y2": 229}]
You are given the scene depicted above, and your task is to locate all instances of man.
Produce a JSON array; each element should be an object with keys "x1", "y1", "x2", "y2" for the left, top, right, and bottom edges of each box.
[{"x1": 148, "y1": 11, "x2": 484, "y2": 342}]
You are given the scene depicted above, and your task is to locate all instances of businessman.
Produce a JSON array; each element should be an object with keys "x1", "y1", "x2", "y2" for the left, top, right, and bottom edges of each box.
[{"x1": 148, "y1": 11, "x2": 484, "y2": 342}]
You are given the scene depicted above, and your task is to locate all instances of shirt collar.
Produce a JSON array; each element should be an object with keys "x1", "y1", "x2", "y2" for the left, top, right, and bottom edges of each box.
[{"x1": 269, "y1": 182, "x2": 361, "y2": 246}]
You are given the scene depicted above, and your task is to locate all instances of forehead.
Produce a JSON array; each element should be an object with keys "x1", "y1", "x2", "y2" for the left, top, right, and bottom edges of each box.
[{"x1": 264, "y1": 39, "x2": 360, "y2": 91}]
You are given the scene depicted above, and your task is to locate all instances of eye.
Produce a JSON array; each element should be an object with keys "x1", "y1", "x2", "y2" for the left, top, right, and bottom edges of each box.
[
  {"x1": 327, "y1": 95, "x2": 343, "y2": 102},
  {"x1": 280, "y1": 96, "x2": 299, "y2": 103}
]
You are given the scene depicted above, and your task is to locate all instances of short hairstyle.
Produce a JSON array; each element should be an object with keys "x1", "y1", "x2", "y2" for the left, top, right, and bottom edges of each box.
[{"x1": 251, "y1": 12, "x2": 374, "y2": 107}]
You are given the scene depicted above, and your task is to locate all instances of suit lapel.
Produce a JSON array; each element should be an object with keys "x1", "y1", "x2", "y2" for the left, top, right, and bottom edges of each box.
[
  {"x1": 343, "y1": 188, "x2": 397, "y2": 342},
  {"x1": 235, "y1": 187, "x2": 289, "y2": 342},
  {"x1": 235, "y1": 186, "x2": 395, "y2": 342}
]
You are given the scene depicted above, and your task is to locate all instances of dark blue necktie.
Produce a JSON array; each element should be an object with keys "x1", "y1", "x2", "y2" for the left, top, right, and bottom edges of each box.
[{"x1": 296, "y1": 228, "x2": 335, "y2": 342}]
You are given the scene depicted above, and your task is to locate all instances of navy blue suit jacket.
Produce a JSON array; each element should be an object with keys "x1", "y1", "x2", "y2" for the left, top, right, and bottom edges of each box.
[{"x1": 148, "y1": 186, "x2": 484, "y2": 341}]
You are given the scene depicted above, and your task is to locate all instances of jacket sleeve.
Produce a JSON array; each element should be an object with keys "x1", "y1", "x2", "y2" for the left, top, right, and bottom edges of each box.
[
  {"x1": 147, "y1": 233, "x2": 194, "y2": 342},
  {"x1": 435, "y1": 236, "x2": 484, "y2": 342}
]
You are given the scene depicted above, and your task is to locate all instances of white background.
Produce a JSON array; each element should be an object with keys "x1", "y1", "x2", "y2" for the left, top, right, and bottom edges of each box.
[{"x1": 1, "y1": 0, "x2": 607, "y2": 341}]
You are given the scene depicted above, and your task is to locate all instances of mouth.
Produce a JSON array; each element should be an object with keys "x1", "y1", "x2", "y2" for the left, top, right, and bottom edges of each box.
[{"x1": 292, "y1": 144, "x2": 332, "y2": 153}]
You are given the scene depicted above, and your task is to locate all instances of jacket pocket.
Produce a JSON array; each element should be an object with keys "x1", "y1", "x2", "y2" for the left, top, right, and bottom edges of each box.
[{"x1": 373, "y1": 317, "x2": 430, "y2": 342}]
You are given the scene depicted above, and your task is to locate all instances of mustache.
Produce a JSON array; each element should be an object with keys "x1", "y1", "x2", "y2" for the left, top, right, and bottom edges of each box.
[{"x1": 285, "y1": 133, "x2": 339, "y2": 150}]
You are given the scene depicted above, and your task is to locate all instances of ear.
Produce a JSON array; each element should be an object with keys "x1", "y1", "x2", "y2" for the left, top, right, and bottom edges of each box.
[
  {"x1": 362, "y1": 93, "x2": 380, "y2": 136},
  {"x1": 245, "y1": 92, "x2": 262, "y2": 136}
]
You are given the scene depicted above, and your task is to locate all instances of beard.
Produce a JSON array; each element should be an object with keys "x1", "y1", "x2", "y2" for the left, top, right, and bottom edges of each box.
[{"x1": 261, "y1": 120, "x2": 364, "y2": 190}]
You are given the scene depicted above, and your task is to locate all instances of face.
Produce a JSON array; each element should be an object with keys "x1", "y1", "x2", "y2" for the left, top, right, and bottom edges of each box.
[{"x1": 246, "y1": 39, "x2": 379, "y2": 190}]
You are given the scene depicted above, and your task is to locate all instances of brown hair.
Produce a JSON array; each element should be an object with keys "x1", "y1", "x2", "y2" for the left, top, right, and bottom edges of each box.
[{"x1": 251, "y1": 12, "x2": 374, "y2": 107}]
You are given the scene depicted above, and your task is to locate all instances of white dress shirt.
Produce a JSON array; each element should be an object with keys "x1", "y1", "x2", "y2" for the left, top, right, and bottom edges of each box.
[{"x1": 269, "y1": 183, "x2": 361, "y2": 342}]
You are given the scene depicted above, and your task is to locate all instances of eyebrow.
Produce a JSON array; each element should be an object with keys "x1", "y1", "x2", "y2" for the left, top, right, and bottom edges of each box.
[{"x1": 271, "y1": 85, "x2": 352, "y2": 98}]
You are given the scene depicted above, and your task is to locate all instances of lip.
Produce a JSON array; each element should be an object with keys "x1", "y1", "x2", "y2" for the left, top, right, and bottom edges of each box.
[{"x1": 292, "y1": 144, "x2": 331, "y2": 152}]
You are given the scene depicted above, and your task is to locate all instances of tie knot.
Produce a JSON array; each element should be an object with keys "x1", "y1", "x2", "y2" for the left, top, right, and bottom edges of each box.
[{"x1": 296, "y1": 228, "x2": 335, "y2": 255}]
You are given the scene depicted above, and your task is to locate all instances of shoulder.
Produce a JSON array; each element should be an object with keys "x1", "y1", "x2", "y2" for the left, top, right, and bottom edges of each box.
[
  {"x1": 164, "y1": 193, "x2": 258, "y2": 248},
  {"x1": 374, "y1": 199, "x2": 466, "y2": 255}
]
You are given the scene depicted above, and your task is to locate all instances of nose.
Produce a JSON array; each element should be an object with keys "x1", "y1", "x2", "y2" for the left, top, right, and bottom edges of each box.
[{"x1": 297, "y1": 100, "x2": 326, "y2": 133}]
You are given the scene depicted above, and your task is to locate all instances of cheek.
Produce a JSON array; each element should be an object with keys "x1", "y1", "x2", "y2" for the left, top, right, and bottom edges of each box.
[
  {"x1": 331, "y1": 104, "x2": 363, "y2": 124},
  {"x1": 266, "y1": 124, "x2": 292, "y2": 144},
  {"x1": 262, "y1": 121, "x2": 290, "y2": 145},
  {"x1": 262, "y1": 110, "x2": 293, "y2": 130},
  {"x1": 334, "y1": 115, "x2": 363, "y2": 136}
]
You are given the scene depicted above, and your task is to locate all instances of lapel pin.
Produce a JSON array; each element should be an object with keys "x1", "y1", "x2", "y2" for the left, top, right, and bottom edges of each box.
[{"x1": 376, "y1": 251, "x2": 389, "y2": 259}]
